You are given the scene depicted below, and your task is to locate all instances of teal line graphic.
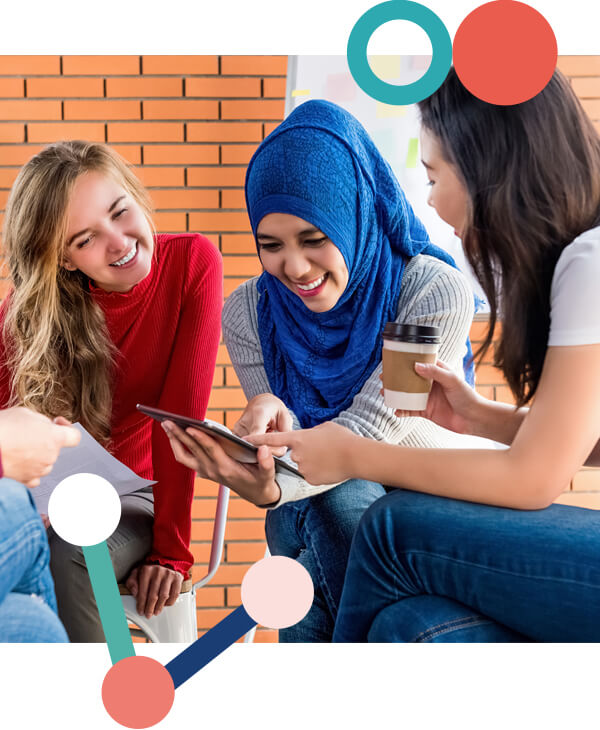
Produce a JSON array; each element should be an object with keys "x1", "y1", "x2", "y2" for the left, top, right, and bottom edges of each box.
[{"x1": 82, "y1": 541, "x2": 135, "y2": 665}]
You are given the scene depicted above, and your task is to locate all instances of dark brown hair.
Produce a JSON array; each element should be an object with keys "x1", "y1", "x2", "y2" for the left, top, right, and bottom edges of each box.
[{"x1": 419, "y1": 68, "x2": 600, "y2": 405}]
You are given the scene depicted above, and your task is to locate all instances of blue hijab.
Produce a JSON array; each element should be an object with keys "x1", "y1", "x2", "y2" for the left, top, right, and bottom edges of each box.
[{"x1": 245, "y1": 99, "x2": 475, "y2": 428}]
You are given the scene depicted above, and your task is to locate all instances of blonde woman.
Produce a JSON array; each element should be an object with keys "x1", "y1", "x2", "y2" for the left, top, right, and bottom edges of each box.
[{"x1": 0, "y1": 141, "x2": 222, "y2": 641}]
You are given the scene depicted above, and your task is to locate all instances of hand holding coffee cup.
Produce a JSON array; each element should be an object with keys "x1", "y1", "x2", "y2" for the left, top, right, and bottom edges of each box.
[{"x1": 382, "y1": 323, "x2": 441, "y2": 411}]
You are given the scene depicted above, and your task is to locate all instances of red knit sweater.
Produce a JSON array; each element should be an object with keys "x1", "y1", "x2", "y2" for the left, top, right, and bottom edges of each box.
[{"x1": 0, "y1": 233, "x2": 223, "y2": 578}]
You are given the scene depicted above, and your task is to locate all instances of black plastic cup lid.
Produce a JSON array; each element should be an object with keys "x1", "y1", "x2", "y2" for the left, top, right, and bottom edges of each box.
[{"x1": 382, "y1": 323, "x2": 441, "y2": 344}]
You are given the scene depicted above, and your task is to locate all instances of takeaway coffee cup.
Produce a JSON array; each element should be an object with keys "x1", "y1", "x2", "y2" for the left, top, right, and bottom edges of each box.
[{"x1": 382, "y1": 323, "x2": 441, "y2": 410}]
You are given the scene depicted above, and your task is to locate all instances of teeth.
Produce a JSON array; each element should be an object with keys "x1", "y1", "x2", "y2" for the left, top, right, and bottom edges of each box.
[
  {"x1": 111, "y1": 243, "x2": 137, "y2": 267},
  {"x1": 297, "y1": 274, "x2": 326, "y2": 291}
]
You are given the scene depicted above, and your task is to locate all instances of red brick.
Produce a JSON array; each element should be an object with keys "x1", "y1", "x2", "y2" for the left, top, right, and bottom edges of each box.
[
  {"x1": 0, "y1": 145, "x2": 44, "y2": 165},
  {"x1": 571, "y1": 76, "x2": 600, "y2": 98},
  {"x1": 0, "y1": 56, "x2": 60, "y2": 75},
  {"x1": 192, "y1": 521, "x2": 221, "y2": 541},
  {"x1": 227, "y1": 542, "x2": 267, "y2": 563},
  {"x1": 186, "y1": 77, "x2": 261, "y2": 98},
  {"x1": 224, "y1": 410, "x2": 244, "y2": 429},
  {"x1": 0, "y1": 79, "x2": 24, "y2": 97},
  {"x1": 151, "y1": 188, "x2": 219, "y2": 210},
  {"x1": 469, "y1": 319, "x2": 494, "y2": 342},
  {"x1": 142, "y1": 56, "x2": 218, "y2": 75},
  {"x1": 557, "y1": 56, "x2": 600, "y2": 77},
  {"x1": 189, "y1": 211, "x2": 250, "y2": 232},
  {"x1": 254, "y1": 629, "x2": 278, "y2": 643},
  {"x1": 111, "y1": 145, "x2": 141, "y2": 164},
  {"x1": 106, "y1": 77, "x2": 182, "y2": 98},
  {"x1": 196, "y1": 608, "x2": 231, "y2": 629},
  {"x1": 474, "y1": 385, "x2": 494, "y2": 400},
  {"x1": 187, "y1": 166, "x2": 246, "y2": 188},
  {"x1": 216, "y1": 344, "x2": 232, "y2": 365},
  {"x1": 108, "y1": 122, "x2": 183, "y2": 143},
  {"x1": 225, "y1": 520, "x2": 265, "y2": 541},
  {"x1": 0, "y1": 124, "x2": 25, "y2": 143},
  {"x1": 221, "y1": 145, "x2": 258, "y2": 165},
  {"x1": 152, "y1": 211, "x2": 187, "y2": 232},
  {"x1": 187, "y1": 122, "x2": 262, "y2": 143},
  {"x1": 0, "y1": 190, "x2": 9, "y2": 209},
  {"x1": 0, "y1": 100, "x2": 61, "y2": 121},
  {"x1": 191, "y1": 497, "x2": 218, "y2": 519},
  {"x1": 582, "y1": 99, "x2": 600, "y2": 119},
  {"x1": 494, "y1": 385, "x2": 516, "y2": 405},
  {"x1": 263, "y1": 78, "x2": 287, "y2": 97},
  {"x1": 211, "y1": 563, "x2": 250, "y2": 585},
  {"x1": 221, "y1": 189, "x2": 246, "y2": 209},
  {"x1": 223, "y1": 256, "x2": 261, "y2": 277},
  {"x1": 133, "y1": 166, "x2": 184, "y2": 187},
  {"x1": 205, "y1": 409, "x2": 225, "y2": 424},
  {"x1": 222, "y1": 99, "x2": 285, "y2": 120},
  {"x1": 224, "y1": 278, "x2": 247, "y2": 297},
  {"x1": 227, "y1": 498, "x2": 264, "y2": 519},
  {"x1": 0, "y1": 279, "x2": 12, "y2": 299},
  {"x1": 194, "y1": 476, "x2": 222, "y2": 497},
  {"x1": 263, "y1": 122, "x2": 280, "y2": 136},
  {"x1": 195, "y1": 586, "x2": 225, "y2": 607},
  {"x1": 221, "y1": 56, "x2": 287, "y2": 76},
  {"x1": 224, "y1": 367, "x2": 241, "y2": 387},
  {"x1": 143, "y1": 144, "x2": 218, "y2": 165},
  {"x1": 0, "y1": 168, "x2": 19, "y2": 188},
  {"x1": 27, "y1": 122, "x2": 105, "y2": 143},
  {"x1": 190, "y1": 544, "x2": 212, "y2": 565},
  {"x1": 207, "y1": 388, "x2": 247, "y2": 409},
  {"x1": 27, "y1": 77, "x2": 104, "y2": 98},
  {"x1": 475, "y1": 364, "x2": 507, "y2": 385},
  {"x1": 212, "y1": 367, "x2": 225, "y2": 387},
  {"x1": 62, "y1": 56, "x2": 139, "y2": 75},
  {"x1": 221, "y1": 234, "x2": 256, "y2": 254},
  {"x1": 143, "y1": 99, "x2": 218, "y2": 120},
  {"x1": 227, "y1": 586, "x2": 242, "y2": 606},
  {"x1": 64, "y1": 100, "x2": 141, "y2": 121}
]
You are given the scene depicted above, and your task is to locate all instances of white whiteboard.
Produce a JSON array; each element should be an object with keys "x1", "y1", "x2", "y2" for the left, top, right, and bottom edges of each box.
[{"x1": 285, "y1": 55, "x2": 487, "y2": 308}]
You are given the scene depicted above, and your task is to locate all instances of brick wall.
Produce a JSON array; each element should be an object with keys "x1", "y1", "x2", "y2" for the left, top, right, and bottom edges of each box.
[{"x1": 1, "y1": 55, "x2": 598, "y2": 642}]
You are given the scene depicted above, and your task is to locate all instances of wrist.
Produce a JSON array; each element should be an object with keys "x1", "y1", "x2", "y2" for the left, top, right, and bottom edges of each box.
[{"x1": 257, "y1": 478, "x2": 282, "y2": 508}]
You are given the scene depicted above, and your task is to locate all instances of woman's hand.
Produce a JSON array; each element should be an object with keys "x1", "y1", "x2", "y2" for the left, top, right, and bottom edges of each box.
[
  {"x1": 394, "y1": 360, "x2": 485, "y2": 435},
  {"x1": 0, "y1": 406, "x2": 80, "y2": 487},
  {"x1": 162, "y1": 420, "x2": 281, "y2": 506},
  {"x1": 232, "y1": 394, "x2": 292, "y2": 456},
  {"x1": 125, "y1": 563, "x2": 183, "y2": 619},
  {"x1": 247, "y1": 422, "x2": 360, "y2": 486}
]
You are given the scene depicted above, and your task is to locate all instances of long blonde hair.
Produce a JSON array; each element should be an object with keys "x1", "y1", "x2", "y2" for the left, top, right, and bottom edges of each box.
[{"x1": 2, "y1": 141, "x2": 153, "y2": 443}]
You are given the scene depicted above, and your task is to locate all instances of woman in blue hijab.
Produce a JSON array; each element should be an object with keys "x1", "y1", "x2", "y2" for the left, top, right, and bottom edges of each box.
[{"x1": 165, "y1": 100, "x2": 475, "y2": 642}]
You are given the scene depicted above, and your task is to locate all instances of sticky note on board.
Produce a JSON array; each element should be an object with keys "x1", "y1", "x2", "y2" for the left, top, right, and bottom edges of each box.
[
  {"x1": 406, "y1": 137, "x2": 419, "y2": 168},
  {"x1": 292, "y1": 89, "x2": 310, "y2": 97},
  {"x1": 324, "y1": 73, "x2": 358, "y2": 102},
  {"x1": 376, "y1": 101, "x2": 407, "y2": 118},
  {"x1": 369, "y1": 55, "x2": 402, "y2": 79}
]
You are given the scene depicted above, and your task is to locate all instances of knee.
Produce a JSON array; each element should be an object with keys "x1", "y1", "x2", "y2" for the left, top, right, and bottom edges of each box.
[{"x1": 0, "y1": 479, "x2": 46, "y2": 545}]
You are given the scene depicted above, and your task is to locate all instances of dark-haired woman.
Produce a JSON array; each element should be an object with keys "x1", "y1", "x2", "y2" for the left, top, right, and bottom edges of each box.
[{"x1": 252, "y1": 68, "x2": 600, "y2": 642}]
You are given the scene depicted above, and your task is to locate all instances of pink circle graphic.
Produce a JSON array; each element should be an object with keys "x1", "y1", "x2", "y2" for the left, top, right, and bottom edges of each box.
[
  {"x1": 102, "y1": 656, "x2": 175, "y2": 729},
  {"x1": 241, "y1": 555, "x2": 314, "y2": 629}
]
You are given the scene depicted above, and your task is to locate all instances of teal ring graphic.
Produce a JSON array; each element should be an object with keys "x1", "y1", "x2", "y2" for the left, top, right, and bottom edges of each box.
[{"x1": 347, "y1": 0, "x2": 452, "y2": 105}]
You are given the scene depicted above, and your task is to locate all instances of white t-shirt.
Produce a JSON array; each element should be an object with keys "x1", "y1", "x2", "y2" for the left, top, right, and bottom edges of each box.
[{"x1": 548, "y1": 225, "x2": 600, "y2": 347}]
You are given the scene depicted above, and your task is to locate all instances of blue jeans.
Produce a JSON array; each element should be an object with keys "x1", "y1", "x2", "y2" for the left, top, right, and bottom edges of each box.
[
  {"x1": 0, "y1": 479, "x2": 68, "y2": 642},
  {"x1": 266, "y1": 479, "x2": 386, "y2": 642},
  {"x1": 333, "y1": 490, "x2": 600, "y2": 642}
]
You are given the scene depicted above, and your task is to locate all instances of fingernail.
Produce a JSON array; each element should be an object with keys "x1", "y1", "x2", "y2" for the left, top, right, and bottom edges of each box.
[
  {"x1": 162, "y1": 422, "x2": 171, "y2": 434},
  {"x1": 414, "y1": 362, "x2": 427, "y2": 370}
]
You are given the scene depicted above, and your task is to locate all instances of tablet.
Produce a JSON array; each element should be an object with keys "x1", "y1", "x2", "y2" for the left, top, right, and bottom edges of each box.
[{"x1": 136, "y1": 404, "x2": 303, "y2": 478}]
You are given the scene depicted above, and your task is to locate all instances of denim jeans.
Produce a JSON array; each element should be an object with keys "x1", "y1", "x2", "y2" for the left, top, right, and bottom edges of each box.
[
  {"x1": 265, "y1": 479, "x2": 386, "y2": 642},
  {"x1": 333, "y1": 489, "x2": 600, "y2": 642},
  {"x1": 0, "y1": 478, "x2": 68, "y2": 642}
]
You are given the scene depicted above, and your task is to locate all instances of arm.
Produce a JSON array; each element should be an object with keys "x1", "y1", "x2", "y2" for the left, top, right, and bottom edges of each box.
[
  {"x1": 333, "y1": 257, "x2": 474, "y2": 443},
  {"x1": 146, "y1": 239, "x2": 223, "y2": 574},
  {"x1": 255, "y1": 344, "x2": 600, "y2": 510}
]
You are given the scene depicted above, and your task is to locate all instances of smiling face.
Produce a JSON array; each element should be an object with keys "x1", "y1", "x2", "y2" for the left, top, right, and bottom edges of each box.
[
  {"x1": 420, "y1": 128, "x2": 469, "y2": 239},
  {"x1": 62, "y1": 171, "x2": 154, "y2": 292},
  {"x1": 256, "y1": 213, "x2": 349, "y2": 313}
]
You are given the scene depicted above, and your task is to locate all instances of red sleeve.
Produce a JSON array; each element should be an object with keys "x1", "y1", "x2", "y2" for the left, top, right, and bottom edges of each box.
[{"x1": 146, "y1": 236, "x2": 223, "y2": 577}]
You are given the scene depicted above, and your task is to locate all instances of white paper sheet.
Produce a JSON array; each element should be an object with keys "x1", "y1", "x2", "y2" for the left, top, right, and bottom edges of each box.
[{"x1": 31, "y1": 423, "x2": 156, "y2": 514}]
